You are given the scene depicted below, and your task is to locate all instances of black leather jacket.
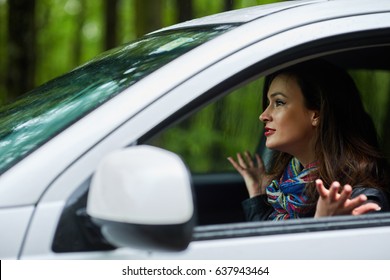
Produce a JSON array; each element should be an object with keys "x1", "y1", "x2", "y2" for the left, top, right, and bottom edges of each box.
[{"x1": 242, "y1": 187, "x2": 390, "y2": 221}]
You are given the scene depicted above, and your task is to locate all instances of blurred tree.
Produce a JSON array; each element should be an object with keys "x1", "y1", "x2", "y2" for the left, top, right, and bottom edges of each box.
[
  {"x1": 6, "y1": 0, "x2": 36, "y2": 101},
  {"x1": 176, "y1": 0, "x2": 193, "y2": 23},
  {"x1": 135, "y1": 0, "x2": 163, "y2": 38},
  {"x1": 104, "y1": 0, "x2": 119, "y2": 50},
  {"x1": 73, "y1": 0, "x2": 86, "y2": 65},
  {"x1": 224, "y1": 0, "x2": 234, "y2": 11}
]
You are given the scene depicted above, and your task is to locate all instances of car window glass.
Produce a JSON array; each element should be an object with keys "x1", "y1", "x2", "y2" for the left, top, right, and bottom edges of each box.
[
  {"x1": 0, "y1": 25, "x2": 236, "y2": 174},
  {"x1": 148, "y1": 78, "x2": 264, "y2": 173}
]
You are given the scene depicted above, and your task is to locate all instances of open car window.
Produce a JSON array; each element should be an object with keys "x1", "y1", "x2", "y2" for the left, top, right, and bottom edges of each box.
[
  {"x1": 146, "y1": 45, "x2": 390, "y2": 227},
  {"x1": 147, "y1": 78, "x2": 264, "y2": 174},
  {"x1": 147, "y1": 46, "x2": 390, "y2": 173}
]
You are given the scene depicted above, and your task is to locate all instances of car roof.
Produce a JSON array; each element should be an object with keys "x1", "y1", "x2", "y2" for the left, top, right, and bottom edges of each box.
[
  {"x1": 159, "y1": 0, "x2": 326, "y2": 31},
  {"x1": 169, "y1": 0, "x2": 325, "y2": 28},
  {"x1": 158, "y1": 0, "x2": 389, "y2": 32},
  {"x1": 158, "y1": 0, "x2": 390, "y2": 70}
]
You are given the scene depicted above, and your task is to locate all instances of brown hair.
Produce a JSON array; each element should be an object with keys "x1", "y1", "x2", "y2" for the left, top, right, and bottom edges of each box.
[{"x1": 263, "y1": 59, "x2": 389, "y2": 202}]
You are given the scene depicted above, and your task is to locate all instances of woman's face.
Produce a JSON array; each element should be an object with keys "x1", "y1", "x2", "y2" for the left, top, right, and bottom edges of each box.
[{"x1": 260, "y1": 73, "x2": 318, "y2": 164}]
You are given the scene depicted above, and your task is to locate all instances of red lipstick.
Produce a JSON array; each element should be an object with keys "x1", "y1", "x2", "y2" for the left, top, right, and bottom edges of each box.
[{"x1": 264, "y1": 127, "x2": 275, "y2": 136}]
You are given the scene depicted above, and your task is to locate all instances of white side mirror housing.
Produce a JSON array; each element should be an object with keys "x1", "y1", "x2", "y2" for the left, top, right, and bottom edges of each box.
[{"x1": 87, "y1": 145, "x2": 194, "y2": 251}]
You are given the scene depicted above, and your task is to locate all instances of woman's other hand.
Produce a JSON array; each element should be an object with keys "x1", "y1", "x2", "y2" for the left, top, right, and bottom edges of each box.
[
  {"x1": 314, "y1": 179, "x2": 381, "y2": 217},
  {"x1": 227, "y1": 151, "x2": 270, "y2": 197}
]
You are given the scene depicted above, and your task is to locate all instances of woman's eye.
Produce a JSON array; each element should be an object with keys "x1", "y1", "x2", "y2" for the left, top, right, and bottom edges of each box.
[{"x1": 275, "y1": 100, "x2": 285, "y2": 106}]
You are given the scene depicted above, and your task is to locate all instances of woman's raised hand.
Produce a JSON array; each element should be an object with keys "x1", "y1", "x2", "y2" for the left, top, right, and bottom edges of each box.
[
  {"x1": 314, "y1": 179, "x2": 381, "y2": 217},
  {"x1": 227, "y1": 151, "x2": 270, "y2": 198}
]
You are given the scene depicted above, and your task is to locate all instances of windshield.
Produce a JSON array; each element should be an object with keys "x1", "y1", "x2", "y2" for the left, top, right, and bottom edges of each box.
[{"x1": 0, "y1": 25, "x2": 237, "y2": 174}]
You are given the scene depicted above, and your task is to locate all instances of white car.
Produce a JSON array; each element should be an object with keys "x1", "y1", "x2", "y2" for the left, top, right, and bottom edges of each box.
[{"x1": 1, "y1": 0, "x2": 390, "y2": 259}]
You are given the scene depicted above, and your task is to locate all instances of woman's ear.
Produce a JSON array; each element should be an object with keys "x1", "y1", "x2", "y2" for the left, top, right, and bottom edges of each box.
[{"x1": 311, "y1": 111, "x2": 320, "y2": 127}]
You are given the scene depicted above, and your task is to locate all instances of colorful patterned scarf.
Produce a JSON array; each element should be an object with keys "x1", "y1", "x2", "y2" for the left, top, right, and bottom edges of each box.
[{"x1": 266, "y1": 157, "x2": 318, "y2": 220}]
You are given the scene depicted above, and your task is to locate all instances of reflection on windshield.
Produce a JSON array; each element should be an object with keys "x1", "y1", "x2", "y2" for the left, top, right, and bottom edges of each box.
[{"x1": 0, "y1": 25, "x2": 236, "y2": 173}]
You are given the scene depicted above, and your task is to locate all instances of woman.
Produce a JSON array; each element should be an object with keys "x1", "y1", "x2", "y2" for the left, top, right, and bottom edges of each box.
[{"x1": 228, "y1": 59, "x2": 390, "y2": 221}]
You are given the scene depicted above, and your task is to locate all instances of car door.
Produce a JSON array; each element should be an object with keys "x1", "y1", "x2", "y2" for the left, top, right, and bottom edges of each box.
[{"x1": 144, "y1": 13, "x2": 390, "y2": 259}]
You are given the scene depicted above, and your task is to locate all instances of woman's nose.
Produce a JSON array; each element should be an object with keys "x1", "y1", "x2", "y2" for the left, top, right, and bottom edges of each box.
[{"x1": 259, "y1": 110, "x2": 270, "y2": 123}]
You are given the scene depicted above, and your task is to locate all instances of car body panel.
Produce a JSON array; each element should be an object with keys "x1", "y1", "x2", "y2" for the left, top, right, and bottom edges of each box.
[
  {"x1": 152, "y1": 226, "x2": 390, "y2": 260},
  {"x1": 0, "y1": 206, "x2": 34, "y2": 259}
]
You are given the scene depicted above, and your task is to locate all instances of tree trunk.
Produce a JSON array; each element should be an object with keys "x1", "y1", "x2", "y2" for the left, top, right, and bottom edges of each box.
[
  {"x1": 134, "y1": 0, "x2": 163, "y2": 38},
  {"x1": 104, "y1": 0, "x2": 119, "y2": 50},
  {"x1": 7, "y1": 0, "x2": 36, "y2": 100},
  {"x1": 73, "y1": 0, "x2": 86, "y2": 65},
  {"x1": 176, "y1": 0, "x2": 193, "y2": 23},
  {"x1": 224, "y1": 0, "x2": 234, "y2": 11}
]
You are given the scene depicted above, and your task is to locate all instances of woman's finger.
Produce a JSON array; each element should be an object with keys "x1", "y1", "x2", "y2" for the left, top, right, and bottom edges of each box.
[
  {"x1": 337, "y1": 184, "x2": 352, "y2": 206},
  {"x1": 244, "y1": 151, "x2": 254, "y2": 168},
  {"x1": 315, "y1": 179, "x2": 328, "y2": 199},
  {"x1": 237, "y1": 153, "x2": 247, "y2": 168},
  {"x1": 352, "y1": 202, "x2": 381, "y2": 215},
  {"x1": 345, "y1": 194, "x2": 368, "y2": 211},
  {"x1": 255, "y1": 153, "x2": 265, "y2": 172},
  {"x1": 328, "y1": 181, "x2": 340, "y2": 202},
  {"x1": 227, "y1": 157, "x2": 243, "y2": 173}
]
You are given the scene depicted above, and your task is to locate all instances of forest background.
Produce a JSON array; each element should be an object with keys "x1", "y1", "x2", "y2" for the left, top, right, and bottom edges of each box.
[{"x1": 0, "y1": 0, "x2": 284, "y2": 103}]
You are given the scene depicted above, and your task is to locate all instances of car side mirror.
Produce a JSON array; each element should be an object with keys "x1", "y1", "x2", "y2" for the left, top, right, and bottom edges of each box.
[{"x1": 86, "y1": 145, "x2": 195, "y2": 251}]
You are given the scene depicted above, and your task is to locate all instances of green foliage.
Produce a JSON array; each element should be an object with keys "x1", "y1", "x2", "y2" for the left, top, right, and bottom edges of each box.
[
  {"x1": 118, "y1": 0, "x2": 136, "y2": 43},
  {"x1": 1, "y1": 4, "x2": 389, "y2": 104},
  {"x1": 0, "y1": 0, "x2": 284, "y2": 104},
  {"x1": 35, "y1": 0, "x2": 104, "y2": 87},
  {"x1": 350, "y1": 70, "x2": 390, "y2": 141}
]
